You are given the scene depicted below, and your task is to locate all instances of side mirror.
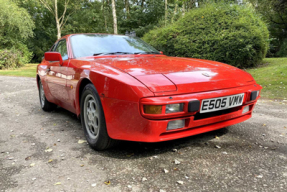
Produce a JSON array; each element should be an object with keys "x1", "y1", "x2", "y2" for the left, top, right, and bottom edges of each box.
[
  {"x1": 44, "y1": 52, "x2": 63, "y2": 65},
  {"x1": 160, "y1": 51, "x2": 164, "y2": 55}
]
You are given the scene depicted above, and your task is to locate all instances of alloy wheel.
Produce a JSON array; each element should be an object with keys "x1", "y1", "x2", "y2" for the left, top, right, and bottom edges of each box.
[{"x1": 83, "y1": 94, "x2": 100, "y2": 139}]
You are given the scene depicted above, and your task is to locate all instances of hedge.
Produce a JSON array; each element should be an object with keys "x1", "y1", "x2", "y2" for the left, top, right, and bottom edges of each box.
[
  {"x1": 0, "y1": 46, "x2": 32, "y2": 69},
  {"x1": 143, "y1": 3, "x2": 269, "y2": 68}
]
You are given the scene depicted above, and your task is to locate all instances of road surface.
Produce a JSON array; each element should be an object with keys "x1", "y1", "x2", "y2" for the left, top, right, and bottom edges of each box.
[{"x1": 0, "y1": 76, "x2": 286, "y2": 192}]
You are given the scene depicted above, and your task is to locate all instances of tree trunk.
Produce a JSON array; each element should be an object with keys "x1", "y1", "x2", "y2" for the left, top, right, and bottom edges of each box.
[
  {"x1": 54, "y1": 0, "x2": 61, "y2": 39},
  {"x1": 172, "y1": 0, "x2": 178, "y2": 23},
  {"x1": 111, "y1": 0, "x2": 118, "y2": 34},
  {"x1": 182, "y1": 2, "x2": 185, "y2": 15},
  {"x1": 55, "y1": 0, "x2": 60, "y2": 39},
  {"x1": 165, "y1": 0, "x2": 168, "y2": 26},
  {"x1": 102, "y1": 0, "x2": 108, "y2": 32},
  {"x1": 182, "y1": 1, "x2": 185, "y2": 15},
  {"x1": 56, "y1": 19, "x2": 61, "y2": 39},
  {"x1": 125, "y1": 0, "x2": 129, "y2": 15}
]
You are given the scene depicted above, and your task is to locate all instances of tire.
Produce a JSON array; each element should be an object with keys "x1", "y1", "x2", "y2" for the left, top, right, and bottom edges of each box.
[
  {"x1": 38, "y1": 80, "x2": 57, "y2": 112},
  {"x1": 80, "y1": 84, "x2": 117, "y2": 150}
]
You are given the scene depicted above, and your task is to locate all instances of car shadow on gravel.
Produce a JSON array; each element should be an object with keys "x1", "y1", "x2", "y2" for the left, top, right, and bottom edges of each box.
[
  {"x1": 96, "y1": 128, "x2": 229, "y2": 160},
  {"x1": 50, "y1": 107, "x2": 80, "y2": 120}
]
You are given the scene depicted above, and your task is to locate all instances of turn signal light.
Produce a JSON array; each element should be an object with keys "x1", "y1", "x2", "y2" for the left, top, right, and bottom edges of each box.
[{"x1": 144, "y1": 105, "x2": 162, "y2": 114}]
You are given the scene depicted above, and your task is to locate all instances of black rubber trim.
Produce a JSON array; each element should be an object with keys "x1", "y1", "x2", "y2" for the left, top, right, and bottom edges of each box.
[
  {"x1": 188, "y1": 100, "x2": 200, "y2": 112},
  {"x1": 250, "y1": 91, "x2": 257, "y2": 101}
]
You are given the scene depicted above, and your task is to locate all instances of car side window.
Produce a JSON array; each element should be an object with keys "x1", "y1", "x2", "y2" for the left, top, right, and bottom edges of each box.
[
  {"x1": 54, "y1": 40, "x2": 68, "y2": 60},
  {"x1": 50, "y1": 43, "x2": 56, "y2": 51},
  {"x1": 50, "y1": 45, "x2": 54, "y2": 51}
]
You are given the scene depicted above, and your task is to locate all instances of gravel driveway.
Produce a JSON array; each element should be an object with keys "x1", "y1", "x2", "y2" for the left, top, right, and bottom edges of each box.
[{"x1": 0, "y1": 76, "x2": 287, "y2": 192}]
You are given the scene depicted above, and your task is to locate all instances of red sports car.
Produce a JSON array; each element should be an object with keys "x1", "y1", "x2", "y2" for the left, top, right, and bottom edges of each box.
[{"x1": 37, "y1": 33, "x2": 262, "y2": 150}]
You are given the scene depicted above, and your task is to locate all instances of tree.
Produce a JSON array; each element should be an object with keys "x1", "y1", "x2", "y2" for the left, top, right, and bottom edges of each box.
[
  {"x1": 64, "y1": 0, "x2": 110, "y2": 34},
  {"x1": 0, "y1": 0, "x2": 35, "y2": 68},
  {"x1": 248, "y1": 0, "x2": 287, "y2": 55},
  {"x1": 0, "y1": 0, "x2": 34, "y2": 47},
  {"x1": 117, "y1": 0, "x2": 165, "y2": 37},
  {"x1": 38, "y1": 0, "x2": 78, "y2": 39},
  {"x1": 16, "y1": 0, "x2": 59, "y2": 62},
  {"x1": 111, "y1": 0, "x2": 118, "y2": 34}
]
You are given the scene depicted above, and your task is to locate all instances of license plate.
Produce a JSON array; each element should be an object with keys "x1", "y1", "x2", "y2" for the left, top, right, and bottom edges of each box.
[{"x1": 200, "y1": 93, "x2": 245, "y2": 113}]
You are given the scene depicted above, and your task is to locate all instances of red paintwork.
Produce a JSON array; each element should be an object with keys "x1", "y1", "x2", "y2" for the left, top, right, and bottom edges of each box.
[
  {"x1": 37, "y1": 33, "x2": 262, "y2": 142},
  {"x1": 44, "y1": 52, "x2": 63, "y2": 65}
]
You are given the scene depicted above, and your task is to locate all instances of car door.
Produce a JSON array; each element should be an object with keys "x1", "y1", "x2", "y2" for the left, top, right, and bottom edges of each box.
[{"x1": 46, "y1": 39, "x2": 70, "y2": 104}]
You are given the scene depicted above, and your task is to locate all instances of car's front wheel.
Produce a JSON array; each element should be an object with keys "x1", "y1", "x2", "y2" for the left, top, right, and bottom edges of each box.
[
  {"x1": 38, "y1": 80, "x2": 57, "y2": 111},
  {"x1": 80, "y1": 84, "x2": 117, "y2": 150}
]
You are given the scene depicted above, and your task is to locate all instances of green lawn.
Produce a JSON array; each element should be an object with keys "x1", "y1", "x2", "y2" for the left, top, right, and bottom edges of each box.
[
  {"x1": 0, "y1": 58, "x2": 286, "y2": 99},
  {"x1": 246, "y1": 58, "x2": 287, "y2": 100},
  {"x1": 0, "y1": 64, "x2": 37, "y2": 78}
]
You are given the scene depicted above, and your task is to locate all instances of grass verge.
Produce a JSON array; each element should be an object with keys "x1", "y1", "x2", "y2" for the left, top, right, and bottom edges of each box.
[
  {"x1": 247, "y1": 58, "x2": 287, "y2": 100},
  {"x1": 0, "y1": 64, "x2": 37, "y2": 78}
]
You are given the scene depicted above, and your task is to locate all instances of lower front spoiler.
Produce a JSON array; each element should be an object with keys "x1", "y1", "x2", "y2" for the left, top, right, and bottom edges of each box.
[
  {"x1": 134, "y1": 103, "x2": 254, "y2": 143},
  {"x1": 158, "y1": 112, "x2": 251, "y2": 142}
]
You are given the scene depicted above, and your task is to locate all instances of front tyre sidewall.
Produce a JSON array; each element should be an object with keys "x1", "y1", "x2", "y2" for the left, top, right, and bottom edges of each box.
[{"x1": 80, "y1": 84, "x2": 110, "y2": 150}]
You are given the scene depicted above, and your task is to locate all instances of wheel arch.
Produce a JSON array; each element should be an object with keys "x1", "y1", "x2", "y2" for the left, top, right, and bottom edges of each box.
[
  {"x1": 36, "y1": 75, "x2": 40, "y2": 89},
  {"x1": 76, "y1": 78, "x2": 93, "y2": 116}
]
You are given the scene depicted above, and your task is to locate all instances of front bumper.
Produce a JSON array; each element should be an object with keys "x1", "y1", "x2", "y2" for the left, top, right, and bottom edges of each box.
[{"x1": 103, "y1": 84, "x2": 261, "y2": 142}]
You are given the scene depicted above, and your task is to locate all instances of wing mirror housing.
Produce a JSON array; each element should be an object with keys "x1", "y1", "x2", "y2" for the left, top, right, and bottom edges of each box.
[
  {"x1": 44, "y1": 52, "x2": 63, "y2": 65},
  {"x1": 160, "y1": 51, "x2": 164, "y2": 55}
]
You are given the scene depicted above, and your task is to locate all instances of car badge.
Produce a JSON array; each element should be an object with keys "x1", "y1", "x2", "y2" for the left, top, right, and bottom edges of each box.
[{"x1": 202, "y1": 72, "x2": 210, "y2": 77}]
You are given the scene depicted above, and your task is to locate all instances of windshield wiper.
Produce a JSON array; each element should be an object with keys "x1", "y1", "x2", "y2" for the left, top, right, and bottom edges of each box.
[
  {"x1": 93, "y1": 52, "x2": 133, "y2": 56},
  {"x1": 133, "y1": 52, "x2": 160, "y2": 55},
  {"x1": 93, "y1": 51, "x2": 161, "y2": 56}
]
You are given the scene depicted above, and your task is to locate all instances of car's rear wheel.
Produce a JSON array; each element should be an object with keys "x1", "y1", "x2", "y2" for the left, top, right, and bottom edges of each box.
[
  {"x1": 80, "y1": 84, "x2": 117, "y2": 150},
  {"x1": 38, "y1": 80, "x2": 57, "y2": 111}
]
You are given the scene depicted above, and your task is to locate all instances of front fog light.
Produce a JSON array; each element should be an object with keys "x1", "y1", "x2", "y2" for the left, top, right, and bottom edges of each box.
[
  {"x1": 167, "y1": 119, "x2": 185, "y2": 130},
  {"x1": 242, "y1": 105, "x2": 250, "y2": 114},
  {"x1": 166, "y1": 103, "x2": 184, "y2": 114}
]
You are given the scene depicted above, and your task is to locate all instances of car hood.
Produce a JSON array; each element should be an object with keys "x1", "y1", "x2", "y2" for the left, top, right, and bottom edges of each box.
[{"x1": 92, "y1": 55, "x2": 255, "y2": 94}]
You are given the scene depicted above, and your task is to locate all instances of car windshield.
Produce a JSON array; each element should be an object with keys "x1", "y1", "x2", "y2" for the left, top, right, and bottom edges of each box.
[{"x1": 70, "y1": 34, "x2": 160, "y2": 58}]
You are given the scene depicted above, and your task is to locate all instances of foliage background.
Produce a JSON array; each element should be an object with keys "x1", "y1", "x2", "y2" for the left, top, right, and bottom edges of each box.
[
  {"x1": 0, "y1": 0, "x2": 286, "y2": 67},
  {"x1": 248, "y1": 0, "x2": 287, "y2": 57},
  {"x1": 0, "y1": 0, "x2": 34, "y2": 69}
]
